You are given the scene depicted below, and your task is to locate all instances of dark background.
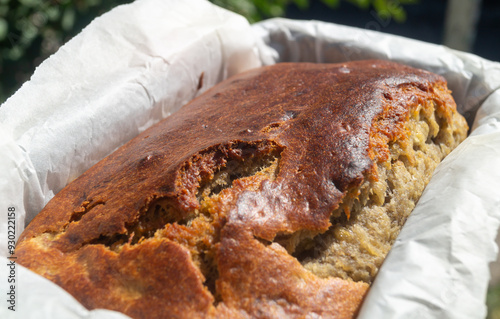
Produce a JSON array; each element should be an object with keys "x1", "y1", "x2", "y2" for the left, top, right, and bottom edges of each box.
[{"x1": 286, "y1": 0, "x2": 500, "y2": 62}]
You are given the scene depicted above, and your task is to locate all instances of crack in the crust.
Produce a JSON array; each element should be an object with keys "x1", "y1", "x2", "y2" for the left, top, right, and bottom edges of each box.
[
  {"x1": 196, "y1": 150, "x2": 282, "y2": 203},
  {"x1": 83, "y1": 140, "x2": 284, "y2": 302},
  {"x1": 87, "y1": 233, "x2": 131, "y2": 251},
  {"x1": 55, "y1": 199, "x2": 106, "y2": 235},
  {"x1": 69, "y1": 199, "x2": 106, "y2": 224},
  {"x1": 196, "y1": 241, "x2": 222, "y2": 305},
  {"x1": 129, "y1": 197, "x2": 191, "y2": 245}
]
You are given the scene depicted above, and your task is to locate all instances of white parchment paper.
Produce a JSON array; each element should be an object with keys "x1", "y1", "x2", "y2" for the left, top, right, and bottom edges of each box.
[{"x1": 1, "y1": 1, "x2": 499, "y2": 318}]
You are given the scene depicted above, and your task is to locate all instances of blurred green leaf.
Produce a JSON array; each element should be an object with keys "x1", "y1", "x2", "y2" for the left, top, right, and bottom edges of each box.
[
  {"x1": 88, "y1": 0, "x2": 103, "y2": 7},
  {"x1": 374, "y1": 0, "x2": 407, "y2": 23},
  {"x1": 22, "y1": 20, "x2": 37, "y2": 40},
  {"x1": 293, "y1": 0, "x2": 309, "y2": 10},
  {"x1": 0, "y1": 18, "x2": 7, "y2": 41},
  {"x1": 45, "y1": 6, "x2": 61, "y2": 21},
  {"x1": 19, "y1": 0, "x2": 41, "y2": 8},
  {"x1": 347, "y1": 0, "x2": 370, "y2": 10},
  {"x1": 321, "y1": 0, "x2": 340, "y2": 9},
  {"x1": 0, "y1": 4, "x2": 9, "y2": 16},
  {"x1": 7, "y1": 45, "x2": 23, "y2": 61},
  {"x1": 267, "y1": 4, "x2": 285, "y2": 17},
  {"x1": 62, "y1": 8, "x2": 76, "y2": 31},
  {"x1": 488, "y1": 284, "x2": 500, "y2": 319}
]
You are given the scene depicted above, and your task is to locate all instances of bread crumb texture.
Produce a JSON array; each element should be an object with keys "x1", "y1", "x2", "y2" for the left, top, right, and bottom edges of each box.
[
  {"x1": 16, "y1": 61, "x2": 468, "y2": 319},
  {"x1": 297, "y1": 87, "x2": 467, "y2": 283}
]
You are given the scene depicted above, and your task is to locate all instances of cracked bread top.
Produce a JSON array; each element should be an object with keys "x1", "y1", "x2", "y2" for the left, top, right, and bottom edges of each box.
[{"x1": 16, "y1": 60, "x2": 467, "y2": 319}]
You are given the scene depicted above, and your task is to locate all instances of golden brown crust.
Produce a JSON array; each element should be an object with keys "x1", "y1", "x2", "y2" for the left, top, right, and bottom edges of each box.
[
  {"x1": 216, "y1": 224, "x2": 368, "y2": 318},
  {"x1": 16, "y1": 60, "x2": 466, "y2": 318}
]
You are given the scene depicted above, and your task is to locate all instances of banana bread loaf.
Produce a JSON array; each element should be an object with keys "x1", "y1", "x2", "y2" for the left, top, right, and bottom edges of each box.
[{"x1": 16, "y1": 60, "x2": 468, "y2": 318}]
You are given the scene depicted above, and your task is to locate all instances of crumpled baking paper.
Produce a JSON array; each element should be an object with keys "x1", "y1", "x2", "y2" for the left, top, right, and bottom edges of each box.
[{"x1": 1, "y1": 1, "x2": 499, "y2": 318}]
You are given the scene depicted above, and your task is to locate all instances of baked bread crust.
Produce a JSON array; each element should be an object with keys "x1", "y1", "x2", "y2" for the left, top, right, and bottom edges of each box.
[{"x1": 16, "y1": 60, "x2": 467, "y2": 318}]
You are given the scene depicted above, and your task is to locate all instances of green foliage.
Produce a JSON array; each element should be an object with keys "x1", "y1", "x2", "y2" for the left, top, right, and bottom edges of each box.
[
  {"x1": 0, "y1": 0, "x2": 132, "y2": 104},
  {"x1": 488, "y1": 284, "x2": 500, "y2": 319},
  {"x1": 210, "y1": 0, "x2": 417, "y2": 23},
  {"x1": 1, "y1": 0, "x2": 415, "y2": 104}
]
